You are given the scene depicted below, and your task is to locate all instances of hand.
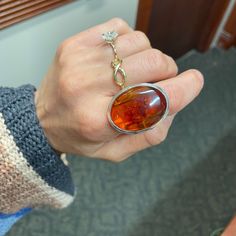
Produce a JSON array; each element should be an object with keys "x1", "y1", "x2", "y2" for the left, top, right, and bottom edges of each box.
[{"x1": 35, "y1": 18, "x2": 204, "y2": 162}]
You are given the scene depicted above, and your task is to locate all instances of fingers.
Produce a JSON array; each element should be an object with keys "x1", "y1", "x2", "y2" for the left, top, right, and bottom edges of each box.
[
  {"x1": 157, "y1": 69, "x2": 204, "y2": 115},
  {"x1": 123, "y1": 49, "x2": 178, "y2": 86},
  {"x1": 96, "y1": 48, "x2": 177, "y2": 93},
  {"x1": 63, "y1": 49, "x2": 178, "y2": 99},
  {"x1": 92, "y1": 115, "x2": 175, "y2": 162},
  {"x1": 100, "y1": 27, "x2": 176, "y2": 86},
  {"x1": 103, "y1": 30, "x2": 152, "y2": 59},
  {"x1": 95, "y1": 47, "x2": 178, "y2": 93}
]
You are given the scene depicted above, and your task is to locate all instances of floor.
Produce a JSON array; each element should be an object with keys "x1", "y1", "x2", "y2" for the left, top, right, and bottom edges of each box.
[{"x1": 8, "y1": 48, "x2": 236, "y2": 236}]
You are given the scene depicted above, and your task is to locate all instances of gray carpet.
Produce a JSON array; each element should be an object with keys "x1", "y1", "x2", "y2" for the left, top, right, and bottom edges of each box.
[{"x1": 8, "y1": 48, "x2": 236, "y2": 236}]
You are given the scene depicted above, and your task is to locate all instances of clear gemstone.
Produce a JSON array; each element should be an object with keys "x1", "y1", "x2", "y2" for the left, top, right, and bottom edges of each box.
[{"x1": 102, "y1": 31, "x2": 118, "y2": 42}]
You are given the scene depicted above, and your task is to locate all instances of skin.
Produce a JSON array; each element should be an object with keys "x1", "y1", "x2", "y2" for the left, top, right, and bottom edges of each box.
[{"x1": 35, "y1": 18, "x2": 204, "y2": 162}]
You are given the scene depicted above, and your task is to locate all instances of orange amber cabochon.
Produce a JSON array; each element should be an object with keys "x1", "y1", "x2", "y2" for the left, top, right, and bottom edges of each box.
[{"x1": 110, "y1": 85, "x2": 168, "y2": 132}]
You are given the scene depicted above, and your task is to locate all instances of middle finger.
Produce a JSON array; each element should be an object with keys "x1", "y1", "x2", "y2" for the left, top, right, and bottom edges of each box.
[{"x1": 100, "y1": 48, "x2": 178, "y2": 93}]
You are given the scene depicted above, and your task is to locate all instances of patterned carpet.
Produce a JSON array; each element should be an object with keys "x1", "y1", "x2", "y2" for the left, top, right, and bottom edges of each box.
[{"x1": 8, "y1": 48, "x2": 236, "y2": 236}]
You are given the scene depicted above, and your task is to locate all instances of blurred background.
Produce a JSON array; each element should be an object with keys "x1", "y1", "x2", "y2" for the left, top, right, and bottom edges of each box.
[
  {"x1": 0, "y1": 0, "x2": 236, "y2": 236},
  {"x1": 136, "y1": 0, "x2": 236, "y2": 58}
]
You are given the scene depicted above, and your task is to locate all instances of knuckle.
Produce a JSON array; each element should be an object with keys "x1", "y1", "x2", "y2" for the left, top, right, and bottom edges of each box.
[
  {"x1": 166, "y1": 83, "x2": 183, "y2": 113},
  {"x1": 133, "y1": 31, "x2": 151, "y2": 47},
  {"x1": 145, "y1": 49, "x2": 167, "y2": 73},
  {"x1": 110, "y1": 17, "x2": 129, "y2": 29},
  {"x1": 189, "y1": 69, "x2": 204, "y2": 89},
  {"x1": 57, "y1": 39, "x2": 72, "y2": 56},
  {"x1": 58, "y1": 54, "x2": 70, "y2": 67},
  {"x1": 166, "y1": 55, "x2": 178, "y2": 75},
  {"x1": 56, "y1": 39, "x2": 75, "y2": 66}
]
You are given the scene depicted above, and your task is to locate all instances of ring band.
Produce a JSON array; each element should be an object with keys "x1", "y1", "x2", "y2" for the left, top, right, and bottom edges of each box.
[
  {"x1": 102, "y1": 31, "x2": 127, "y2": 88},
  {"x1": 103, "y1": 31, "x2": 169, "y2": 134}
]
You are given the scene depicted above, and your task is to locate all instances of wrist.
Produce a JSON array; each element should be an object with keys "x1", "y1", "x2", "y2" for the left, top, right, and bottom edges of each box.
[
  {"x1": 34, "y1": 90, "x2": 60, "y2": 153},
  {"x1": 0, "y1": 85, "x2": 75, "y2": 212}
]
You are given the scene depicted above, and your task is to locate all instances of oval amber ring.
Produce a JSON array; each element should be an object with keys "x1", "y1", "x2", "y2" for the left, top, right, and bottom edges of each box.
[{"x1": 108, "y1": 83, "x2": 169, "y2": 134}]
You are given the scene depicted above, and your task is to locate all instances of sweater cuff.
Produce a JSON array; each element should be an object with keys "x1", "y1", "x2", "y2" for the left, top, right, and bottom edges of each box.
[{"x1": 0, "y1": 85, "x2": 75, "y2": 214}]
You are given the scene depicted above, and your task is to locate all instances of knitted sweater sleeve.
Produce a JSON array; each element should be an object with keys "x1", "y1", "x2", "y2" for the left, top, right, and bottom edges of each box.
[{"x1": 0, "y1": 85, "x2": 75, "y2": 214}]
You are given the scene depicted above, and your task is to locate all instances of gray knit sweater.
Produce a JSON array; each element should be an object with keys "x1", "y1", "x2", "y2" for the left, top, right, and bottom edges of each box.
[{"x1": 0, "y1": 85, "x2": 75, "y2": 214}]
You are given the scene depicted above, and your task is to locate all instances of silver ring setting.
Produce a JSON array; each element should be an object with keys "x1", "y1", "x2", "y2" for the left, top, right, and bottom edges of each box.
[{"x1": 107, "y1": 83, "x2": 169, "y2": 134}]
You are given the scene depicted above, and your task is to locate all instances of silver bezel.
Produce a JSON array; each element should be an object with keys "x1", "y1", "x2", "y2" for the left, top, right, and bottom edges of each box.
[{"x1": 107, "y1": 83, "x2": 169, "y2": 134}]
